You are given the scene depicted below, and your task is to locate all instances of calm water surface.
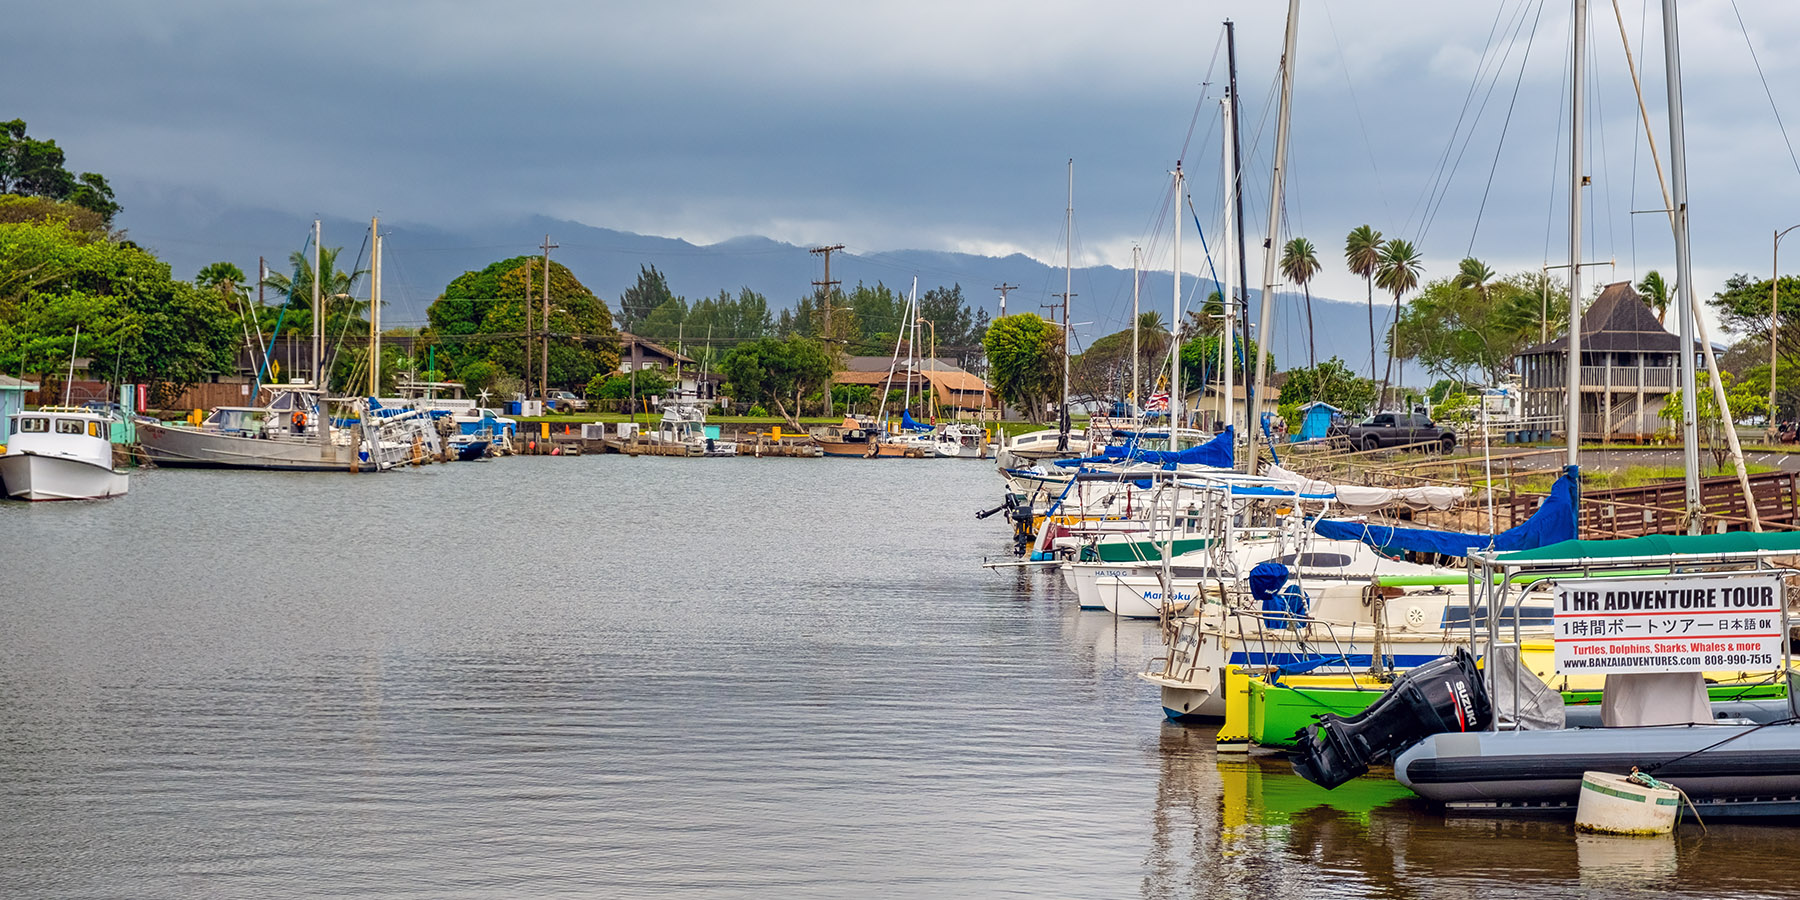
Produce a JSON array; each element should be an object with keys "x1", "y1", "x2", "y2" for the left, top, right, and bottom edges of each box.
[{"x1": 3, "y1": 457, "x2": 1797, "y2": 898}]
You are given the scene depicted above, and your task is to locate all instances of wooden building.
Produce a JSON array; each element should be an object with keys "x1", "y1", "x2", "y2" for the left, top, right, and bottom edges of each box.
[{"x1": 1516, "y1": 281, "x2": 1703, "y2": 442}]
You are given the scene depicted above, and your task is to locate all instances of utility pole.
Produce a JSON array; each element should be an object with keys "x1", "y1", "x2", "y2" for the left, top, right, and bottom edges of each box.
[
  {"x1": 810, "y1": 244, "x2": 844, "y2": 339},
  {"x1": 523, "y1": 264, "x2": 533, "y2": 400},
  {"x1": 995, "y1": 283, "x2": 1017, "y2": 318},
  {"x1": 540, "y1": 234, "x2": 557, "y2": 403},
  {"x1": 811, "y1": 244, "x2": 844, "y2": 416}
]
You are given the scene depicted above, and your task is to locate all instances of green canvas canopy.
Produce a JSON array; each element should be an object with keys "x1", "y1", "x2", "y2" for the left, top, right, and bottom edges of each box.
[{"x1": 1495, "y1": 531, "x2": 1800, "y2": 563}]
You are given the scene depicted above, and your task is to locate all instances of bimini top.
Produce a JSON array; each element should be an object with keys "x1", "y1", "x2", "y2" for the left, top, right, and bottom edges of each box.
[{"x1": 1493, "y1": 530, "x2": 1800, "y2": 564}]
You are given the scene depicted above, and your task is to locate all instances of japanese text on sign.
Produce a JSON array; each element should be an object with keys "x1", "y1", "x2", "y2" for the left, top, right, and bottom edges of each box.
[{"x1": 1553, "y1": 574, "x2": 1784, "y2": 675}]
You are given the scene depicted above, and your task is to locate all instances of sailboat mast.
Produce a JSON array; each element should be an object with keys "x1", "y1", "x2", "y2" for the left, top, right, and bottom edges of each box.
[
  {"x1": 1061, "y1": 159, "x2": 1074, "y2": 449},
  {"x1": 1170, "y1": 165, "x2": 1184, "y2": 450},
  {"x1": 312, "y1": 219, "x2": 322, "y2": 392},
  {"x1": 370, "y1": 216, "x2": 381, "y2": 396},
  {"x1": 1661, "y1": 0, "x2": 1702, "y2": 528},
  {"x1": 1221, "y1": 99, "x2": 1237, "y2": 464},
  {"x1": 1566, "y1": 0, "x2": 1585, "y2": 467},
  {"x1": 1226, "y1": 21, "x2": 1251, "y2": 410},
  {"x1": 1132, "y1": 245, "x2": 1141, "y2": 417},
  {"x1": 1253, "y1": 0, "x2": 1300, "y2": 466}
]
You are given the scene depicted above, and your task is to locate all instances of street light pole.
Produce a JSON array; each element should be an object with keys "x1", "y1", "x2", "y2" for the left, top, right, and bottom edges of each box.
[{"x1": 1772, "y1": 224, "x2": 1800, "y2": 441}]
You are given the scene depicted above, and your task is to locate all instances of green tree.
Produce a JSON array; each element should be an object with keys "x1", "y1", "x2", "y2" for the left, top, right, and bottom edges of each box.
[
  {"x1": 1373, "y1": 237, "x2": 1424, "y2": 402},
  {"x1": 1277, "y1": 357, "x2": 1379, "y2": 421},
  {"x1": 426, "y1": 256, "x2": 621, "y2": 392},
  {"x1": 0, "y1": 120, "x2": 120, "y2": 224},
  {"x1": 617, "y1": 264, "x2": 674, "y2": 333},
  {"x1": 982, "y1": 313, "x2": 1062, "y2": 423},
  {"x1": 1344, "y1": 225, "x2": 1383, "y2": 381},
  {"x1": 1279, "y1": 237, "x2": 1321, "y2": 369},
  {"x1": 718, "y1": 336, "x2": 834, "y2": 426},
  {"x1": 0, "y1": 220, "x2": 236, "y2": 403},
  {"x1": 1179, "y1": 332, "x2": 1263, "y2": 397}
]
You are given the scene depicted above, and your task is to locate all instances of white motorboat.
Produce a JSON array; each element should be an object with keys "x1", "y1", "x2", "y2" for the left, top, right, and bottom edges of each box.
[
  {"x1": 0, "y1": 406, "x2": 129, "y2": 501},
  {"x1": 651, "y1": 397, "x2": 736, "y2": 456}
]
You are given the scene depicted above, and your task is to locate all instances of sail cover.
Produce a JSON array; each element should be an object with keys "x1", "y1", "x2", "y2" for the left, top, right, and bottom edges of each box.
[
  {"x1": 1311, "y1": 467, "x2": 1577, "y2": 557},
  {"x1": 900, "y1": 410, "x2": 932, "y2": 432},
  {"x1": 1052, "y1": 426, "x2": 1233, "y2": 469}
]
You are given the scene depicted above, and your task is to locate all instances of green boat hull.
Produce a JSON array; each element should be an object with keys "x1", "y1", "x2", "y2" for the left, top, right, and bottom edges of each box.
[
  {"x1": 1081, "y1": 536, "x2": 1209, "y2": 563},
  {"x1": 1247, "y1": 679, "x2": 1788, "y2": 751}
]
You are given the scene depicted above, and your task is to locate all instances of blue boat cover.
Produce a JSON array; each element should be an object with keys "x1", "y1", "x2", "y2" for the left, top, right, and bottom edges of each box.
[
  {"x1": 1056, "y1": 426, "x2": 1234, "y2": 469},
  {"x1": 1312, "y1": 467, "x2": 1578, "y2": 557},
  {"x1": 900, "y1": 410, "x2": 932, "y2": 432},
  {"x1": 1249, "y1": 562, "x2": 1308, "y2": 629}
]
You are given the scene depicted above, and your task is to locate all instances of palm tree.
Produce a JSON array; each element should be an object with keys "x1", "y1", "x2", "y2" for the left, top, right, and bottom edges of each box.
[
  {"x1": 1374, "y1": 238, "x2": 1425, "y2": 405},
  {"x1": 1345, "y1": 225, "x2": 1383, "y2": 382},
  {"x1": 1453, "y1": 256, "x2": 1496, "y2": 301},
  {"x1": 259, "y1": 246, "x2": 368, "y2": 334},
  {"x1": 1134, "y1": 310, "x2": 1170, "y2": 405},
  {"x1": 1638, "y1": 270, "x2": 1671, "y2": 324},
  {"x1": 1280, "y1": 237, "x2": 1321, "y2": 369}
]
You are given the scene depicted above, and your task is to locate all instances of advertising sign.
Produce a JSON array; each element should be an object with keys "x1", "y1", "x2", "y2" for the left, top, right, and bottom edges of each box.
[{"x1": 1553, "y1": 574, "x2": 1783, "y2": 674}]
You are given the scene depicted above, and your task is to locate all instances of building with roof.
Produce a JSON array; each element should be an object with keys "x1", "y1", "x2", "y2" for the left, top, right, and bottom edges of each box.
[
  {"x1": 1515, "y1": 280, "x2": 1703, "y2": 441},
  {"x1": 832, "y1": 357, "x2": 992, "y2": 414},
  {"x1": 0, "y1": 375, "x2": 40, "y2": 444}
]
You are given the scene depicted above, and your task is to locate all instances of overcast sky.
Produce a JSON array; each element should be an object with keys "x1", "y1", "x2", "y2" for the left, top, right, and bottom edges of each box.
[{"x1": 7, "y1": 0, "x2": 1800, "y2": 333}]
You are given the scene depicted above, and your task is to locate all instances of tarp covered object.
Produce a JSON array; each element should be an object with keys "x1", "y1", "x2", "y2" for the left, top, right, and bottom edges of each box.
[
  {"x1": 1311, "y1": 467, "x2": 1577, "y2": 557},
  {"x1": 900, "y1": 410, "x2": 932, "y2": 432},
  {"x1": 1265, "y1": 464, "x2": 1468, "y2": 513}
]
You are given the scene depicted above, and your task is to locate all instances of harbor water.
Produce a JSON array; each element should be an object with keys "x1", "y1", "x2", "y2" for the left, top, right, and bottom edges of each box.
[{"x1": 2, "y1": 458, "x2": 1797, "y2": 898}]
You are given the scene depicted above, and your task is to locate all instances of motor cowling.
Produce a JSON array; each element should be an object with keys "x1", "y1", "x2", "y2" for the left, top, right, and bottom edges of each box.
[{"x1": 1290, "y1": 648, "x2": 1490, "y2": 790}]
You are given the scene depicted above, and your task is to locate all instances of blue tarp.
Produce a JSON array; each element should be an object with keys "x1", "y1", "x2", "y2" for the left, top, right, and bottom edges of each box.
[
  {"x1": 900, "y1": 410, "x2": 932, "y2": 432},
  {"x1": 1311, "y1": 467, "x2": 1579, "y2": 557}
]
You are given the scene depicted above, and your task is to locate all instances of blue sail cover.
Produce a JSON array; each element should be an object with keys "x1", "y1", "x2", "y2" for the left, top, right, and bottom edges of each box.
[
  {"x1": 900, "y1": 410, "x2": 932, "y2": 432},
  {"x1": 1053, "y1": 426, "x2": 1233, "y2": 469},
  {"x1": 1312, "y1": 467, "x2": 1578, "y2": 557}
]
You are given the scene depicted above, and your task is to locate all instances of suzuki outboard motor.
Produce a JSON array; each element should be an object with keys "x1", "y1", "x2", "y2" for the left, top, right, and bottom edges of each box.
[{"x1": 1290, "y1": 648, "x2": 1490, "y2": 790}]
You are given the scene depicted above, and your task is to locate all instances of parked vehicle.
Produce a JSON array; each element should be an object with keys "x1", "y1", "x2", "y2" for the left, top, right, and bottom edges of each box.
[
  {"x1": 548, "y1": 391, "x2": 588, "y2": 412},
  {"x1": 1341, "y1": 411, "x2": 1456, "y2": 452}
]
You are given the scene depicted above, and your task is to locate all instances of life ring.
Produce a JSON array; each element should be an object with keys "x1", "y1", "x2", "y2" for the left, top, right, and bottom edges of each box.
[
  {"x1": 864, "y1": 436, "x2": 880, "y2": 458},
  {"x1": 292, "y1": 410, "x2": 308, "y2": 428}
]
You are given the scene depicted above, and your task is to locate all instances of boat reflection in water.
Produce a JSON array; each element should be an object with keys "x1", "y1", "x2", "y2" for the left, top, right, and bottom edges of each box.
[{"x1": 1145, "y1": 724, "x2": 1797, "y2": 900}]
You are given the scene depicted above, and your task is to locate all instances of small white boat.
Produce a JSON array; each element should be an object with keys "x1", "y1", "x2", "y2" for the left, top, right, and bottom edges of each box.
[{"x1": 0, "y1": 406, "x2": 129, "y2": 501}]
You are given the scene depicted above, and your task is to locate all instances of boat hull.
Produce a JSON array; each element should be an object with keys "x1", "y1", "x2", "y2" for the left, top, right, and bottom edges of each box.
[
  {"x1": 0, "y1": 452, "x2": 129, "y2": 501},
  {"x1": 1396, "y1": 722, "x2": 1800, "y2": 815},
  {"x1": 137, "y1": 420, "x2": 358, "y2": 471}
]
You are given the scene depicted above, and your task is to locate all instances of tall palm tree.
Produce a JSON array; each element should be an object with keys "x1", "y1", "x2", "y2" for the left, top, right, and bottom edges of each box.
[
  {"x1": 1453, "y1": 256, "x2": 1496, "y2": 301},
  {"x1": 1280, "y1": 237, "x2": 1321, "y2": 369},
  {"x1": 1345, "y1": 225, "x2": 1383, "y2": 382},
  {"x1": 1134, "y1": 310, "x2": 1169, "y2": 405},
  {"x1": 1374, "y1": 238, "x2": 1425, "y2": 405},
  {"x1": 259, "y1": 246, "x2": 367, "y2": 334},
  {"x1": 1638, "y1": 270, "x2": 1671, "y2": 324}
]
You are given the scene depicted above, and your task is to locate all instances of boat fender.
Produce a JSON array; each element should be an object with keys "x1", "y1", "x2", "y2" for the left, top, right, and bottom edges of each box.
[{"x1": 864, "y1": 437, "x2": 879, "y2": 458}]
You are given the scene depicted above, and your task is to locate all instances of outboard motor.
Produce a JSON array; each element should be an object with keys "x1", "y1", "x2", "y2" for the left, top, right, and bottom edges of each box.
[{"x1": 1290, "y1": 648, "x2": 1489, "y2": 790}]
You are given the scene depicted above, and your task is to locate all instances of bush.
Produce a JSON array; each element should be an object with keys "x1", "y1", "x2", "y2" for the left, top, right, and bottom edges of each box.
[
  {"x1": 587, "y1": 371, "x2": 672, "y2": 400},
  {"x1": 748, "y1": 405, "x2": 768, "y2": 417}
]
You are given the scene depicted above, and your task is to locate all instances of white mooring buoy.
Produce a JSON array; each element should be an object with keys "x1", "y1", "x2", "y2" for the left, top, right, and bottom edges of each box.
[{"x1": 1575, "y1": 770, "x2": 1680, "y2": 835}]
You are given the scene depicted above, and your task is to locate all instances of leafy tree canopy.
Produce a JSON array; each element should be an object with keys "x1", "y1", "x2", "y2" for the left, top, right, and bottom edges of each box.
[
  {"x1": 0, "y1": 220, "x2": 235, "y2": 402},
  {"x1": 0, "y1": 119, "x2": 120, "y2": 224},
  {"x1": 426, "y1": 256, "x2": 621, "y2": 391},
  {"x1": 983, "y1": 313, "x2": 1062, "y2": 424},
  {"x1": 719, "y1": 336, "x2": 834, "y2": 427}
]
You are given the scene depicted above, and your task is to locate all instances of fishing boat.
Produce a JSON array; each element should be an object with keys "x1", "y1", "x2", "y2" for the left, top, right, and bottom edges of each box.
[
  {"x1": 0, "y1": 406, "x2": 129, "y2": 500},
  {"x1": 136, "y1": 387, "x2": 373, "y2": 471},
  {"x1": 645, "y1": 395, "x2": 736, "y2": 456}
]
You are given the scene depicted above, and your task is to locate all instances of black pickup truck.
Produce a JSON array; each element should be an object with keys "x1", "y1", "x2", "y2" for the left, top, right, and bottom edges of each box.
[{"x1": 1340, "y1": 412, "x2": 1457, "y2": 452}]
